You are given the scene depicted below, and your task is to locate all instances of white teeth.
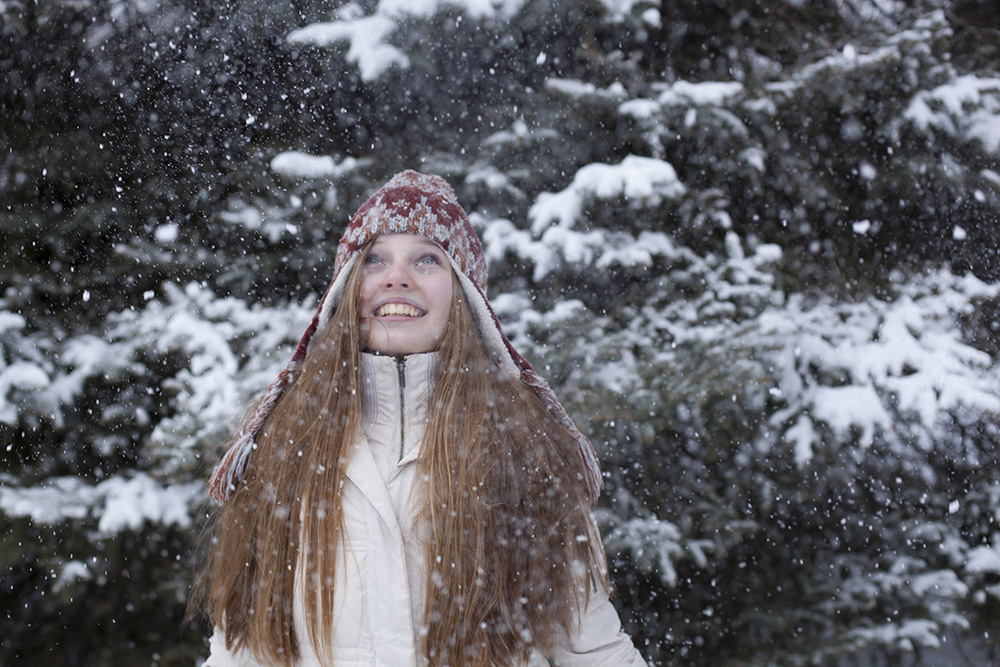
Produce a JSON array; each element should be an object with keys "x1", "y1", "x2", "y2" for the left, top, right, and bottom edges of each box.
[{"x1": 376, "y1": 303, "x2": 421, "y2": 317}]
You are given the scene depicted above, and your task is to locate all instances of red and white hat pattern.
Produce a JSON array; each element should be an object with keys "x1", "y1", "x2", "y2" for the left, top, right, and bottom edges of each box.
[{"x1": 209, "y1": 170, "x2": 603, "y2": 504}]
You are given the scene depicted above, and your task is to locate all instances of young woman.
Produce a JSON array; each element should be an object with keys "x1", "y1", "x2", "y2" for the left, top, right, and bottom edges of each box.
[{"x1": 194, "y1": 171, "x2": 647, "y2": 666}]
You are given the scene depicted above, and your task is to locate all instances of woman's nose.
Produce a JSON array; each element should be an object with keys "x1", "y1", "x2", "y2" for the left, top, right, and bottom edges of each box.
[{"x1": 383, "y1": 261, "x2": 411, "y2": 289}]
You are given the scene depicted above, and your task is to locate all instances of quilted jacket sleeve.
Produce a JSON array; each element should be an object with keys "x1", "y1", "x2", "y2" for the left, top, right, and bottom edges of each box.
[
  {"x1": 548, "y1": 590, "x2": 648, "y2": 667},
  {"x1": 203, "y1": 627, "x2": 266, "y2": 667}
]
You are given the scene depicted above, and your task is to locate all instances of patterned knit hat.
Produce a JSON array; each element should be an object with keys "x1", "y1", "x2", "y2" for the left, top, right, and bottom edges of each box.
[{"x1": 209, "y1": 170, "x2": 602, "y2": 503}]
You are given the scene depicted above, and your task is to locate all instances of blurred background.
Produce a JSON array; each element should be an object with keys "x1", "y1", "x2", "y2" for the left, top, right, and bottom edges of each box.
[{"x1": 2, "y1": 0, "x2": 999, "y2": 664}]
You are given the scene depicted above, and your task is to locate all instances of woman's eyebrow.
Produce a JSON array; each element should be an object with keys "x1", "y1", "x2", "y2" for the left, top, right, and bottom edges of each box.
[{"x1": 415, "y1": 242, "x2": 446, "y2": 256}]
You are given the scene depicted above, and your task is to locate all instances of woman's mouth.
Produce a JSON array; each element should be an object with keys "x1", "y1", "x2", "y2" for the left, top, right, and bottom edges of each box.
[{"x1": 374, "y1": 302, "x2": 424, "y2": 317}]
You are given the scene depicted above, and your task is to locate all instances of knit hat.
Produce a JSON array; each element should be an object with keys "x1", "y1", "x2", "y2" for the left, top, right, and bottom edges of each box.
[{"x1": 209, "y1": 170, "x2": 602, "y2": 503}]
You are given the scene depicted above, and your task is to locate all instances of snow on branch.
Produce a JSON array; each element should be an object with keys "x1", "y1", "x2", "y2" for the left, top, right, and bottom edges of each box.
[
  {"x1": 269, "y1": 152, "x2": 361, "y2": 181},
  {"x1": 904, "y1": 75, "x2": 1000, "y2": 153},
  {"x1": 0, "y1": 473, "x2": 201, "y2": 535},
  {"x1": 504, "y1": 156, "x2": 689, "y2": 280},
  {"x1": 529, "y1": 156, "x2": 686, "y2": 234},
  {"x1": 287, "y1": 0, "x2": 526, "y2": 81},
  {"x1": 762, "y1": 271, "x2": 1000, "y2": 465},
  {"x1": 2, "y1": 282, "x2": 316, "y2": 478},
  {"x1": 601, "y1": 513, "x2": 712, "y2": 587},
  {"x1": 121, "y1": 282, "x2": 316, "y2": 473},
  {"x1": 288, "y1": 9, "x2": 409, "y2": 82}
]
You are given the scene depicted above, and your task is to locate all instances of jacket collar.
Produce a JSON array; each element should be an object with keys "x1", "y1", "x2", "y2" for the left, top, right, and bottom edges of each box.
[
  {"x1": 359, "y1": 352, "x2": 436, "y2": 429},
  {"x1": 343, "y1": 352, "x2": 437, "y2": 545}
]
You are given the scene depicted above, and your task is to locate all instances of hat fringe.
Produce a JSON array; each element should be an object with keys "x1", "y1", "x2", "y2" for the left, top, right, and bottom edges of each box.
[
  {"x1": 208, "y1": 356, "x2": 304, "y2": 502},
  {"x1": 519, "y1": 367, "x2": 603, "y2": 503}
]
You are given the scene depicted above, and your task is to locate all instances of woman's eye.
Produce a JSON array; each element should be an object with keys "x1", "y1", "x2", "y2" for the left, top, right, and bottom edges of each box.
[
  {"x1": 417, "y1": 254, "x2": 441, "y2": 266},
  {"x1": 364, "y1": 254, "x2": 383, "y2": 265}
]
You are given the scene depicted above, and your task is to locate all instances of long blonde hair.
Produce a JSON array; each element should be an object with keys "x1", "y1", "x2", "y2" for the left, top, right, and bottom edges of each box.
[
  {"x1": 193, "y1": 245, "x2": 608, "y2": 665},
  {"x1": 420, "y1": 284, "x2": 607, "y2": 665}
]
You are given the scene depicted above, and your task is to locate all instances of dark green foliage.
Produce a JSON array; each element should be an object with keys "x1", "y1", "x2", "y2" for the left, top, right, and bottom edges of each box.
[{"x1": 1, "y1": 515, "x2": 205, "y2": 666}]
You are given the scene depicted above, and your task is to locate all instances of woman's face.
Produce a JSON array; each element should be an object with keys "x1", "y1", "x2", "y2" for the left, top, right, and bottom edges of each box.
[{"x1": 359, "y1": 234, "x2": 454, "y2": 356}]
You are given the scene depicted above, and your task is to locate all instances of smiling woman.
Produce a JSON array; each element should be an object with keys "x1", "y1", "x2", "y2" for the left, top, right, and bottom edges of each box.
[
  {"x1": 360, "y1": 235, "x2": 454, "y2": 356},
  {"x1": 190, "y1": 171, "x2": 647, "y2": 667}
]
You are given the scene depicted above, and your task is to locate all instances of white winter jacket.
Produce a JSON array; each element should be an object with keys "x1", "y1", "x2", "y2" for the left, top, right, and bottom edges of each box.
[{"x1": 206, "y1": 352, "x2": 647, "y2": 667}]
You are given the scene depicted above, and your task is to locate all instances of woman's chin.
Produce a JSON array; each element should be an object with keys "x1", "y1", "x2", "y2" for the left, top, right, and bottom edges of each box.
[{"x1": 363, "y1": 324, "x2": 444, "y2": 356}]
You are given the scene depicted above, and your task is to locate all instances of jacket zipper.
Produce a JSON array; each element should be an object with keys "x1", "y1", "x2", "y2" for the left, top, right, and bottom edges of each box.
[{"x1": 395, "y1": 357, "x2": 406, "y2": 462}]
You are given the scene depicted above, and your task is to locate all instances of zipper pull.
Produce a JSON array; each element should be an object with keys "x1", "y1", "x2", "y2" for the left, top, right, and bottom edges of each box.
[{"x1": 395, "y1": 357, "x2": 406, "y2": 461}]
